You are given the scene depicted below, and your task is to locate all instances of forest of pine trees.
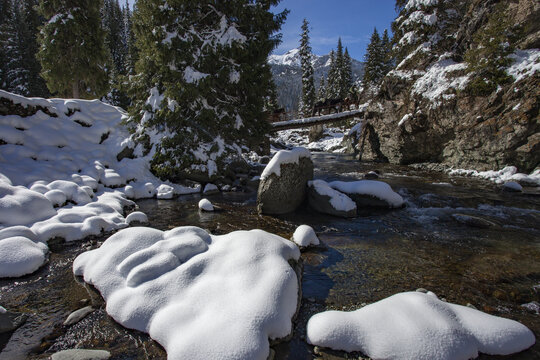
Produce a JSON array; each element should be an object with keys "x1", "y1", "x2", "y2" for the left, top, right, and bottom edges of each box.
[
  {"x1": 314, "y1": 38, "x2": 354, "y2": 102},
  {"x1": 363, "y1": 27, "x2": 392, "y2": 87},
  {"x1": 0, "y1": 0, "x2": 134, "y2": 104}
]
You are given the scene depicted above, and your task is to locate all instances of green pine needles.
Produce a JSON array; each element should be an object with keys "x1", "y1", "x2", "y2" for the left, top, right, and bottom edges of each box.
[{"x1": 128, "y1": 0, "x2": 287, "y2": 182}]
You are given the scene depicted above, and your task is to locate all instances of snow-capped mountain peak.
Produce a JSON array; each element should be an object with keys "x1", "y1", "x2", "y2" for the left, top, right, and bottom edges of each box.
[{"x1": 268, "y1": 48, "x2": 302, "y2": 67}]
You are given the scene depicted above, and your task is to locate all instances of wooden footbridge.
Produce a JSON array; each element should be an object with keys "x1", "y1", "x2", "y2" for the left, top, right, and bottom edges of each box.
[{"x1": 267, "y1": 102, "x2": 366, "y2": 131}]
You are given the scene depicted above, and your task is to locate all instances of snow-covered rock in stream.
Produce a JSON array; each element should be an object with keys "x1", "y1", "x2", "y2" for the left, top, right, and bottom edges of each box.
[
  {"x1": 328, "y1": 180, "x2": 404, "y2": 209},
  {"x1": 257, "y1": 147, "x2": 313, "y2": 214},
  {"x1": 291, "y1": 225, "x2": 320, "y2": 248},
  {"x1": 307, "y1": 180, "x2": 357, "y2": 218},
  {"x1": 0, "y1": 236, "x2": 48, "y2": 278},
  {"x1": 306, "y1": 291, "x2": 536, "y2": 360},
  {"x1": 198, "y1": 198, "x2": 214, "y2": 212},
  {"x1": 73, "y1": 226, "x2": 301, "y2": 360},
  {"x1": 502, "y1": 181, "x2": 523, "y2": 192},
  {"x1": 125, "y1": 212, "x2": 148, "y2": 225}
]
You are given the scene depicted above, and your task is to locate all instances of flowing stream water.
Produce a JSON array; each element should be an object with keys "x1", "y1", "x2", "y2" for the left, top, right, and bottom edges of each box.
[{"x1": 1, "y1": 153, "x2": 539, "y2": 359}]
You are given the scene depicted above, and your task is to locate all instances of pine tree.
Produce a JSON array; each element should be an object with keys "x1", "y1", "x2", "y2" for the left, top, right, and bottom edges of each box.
[
  {"x1": 37, "y1": 0, "x2": 109, "y2": 98},
  {"x1": 317, "y1": 76, "x2": 326, "y2": 101},
  {"x1": 381, "y1": 29, "x2": 393, "y2": 75},
  {"x1": 342, "y1": 47, "x2": 353, "y2": 97},
  {"x1": 326, "y1": 50, "x2": 339, "y2": 99},
  {"x1": 122, "y1": 0, "x2": 137, "y2": 74},
  {"x1": 363, "y1": 28, "x2": 385, "y2": 85},
  {"x1": 299, "y1": 18, "x2": 316, "y2": 116},
  {"x1": 129, "y1": 0, "x2": 288, "y2": 181},
  {"x1": 0, "y1": 0, "x2": 12, "y2": 89}
]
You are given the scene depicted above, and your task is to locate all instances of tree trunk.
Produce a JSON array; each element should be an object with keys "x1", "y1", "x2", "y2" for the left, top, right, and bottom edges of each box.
[{"x1": 72, "y1": 81, "x2": 79, "y2": 99}]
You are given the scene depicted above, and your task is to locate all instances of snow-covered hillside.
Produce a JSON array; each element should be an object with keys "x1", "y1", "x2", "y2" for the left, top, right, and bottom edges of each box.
[{"x1": 0, "y1": 90, "x2": 200, "y2": 278}]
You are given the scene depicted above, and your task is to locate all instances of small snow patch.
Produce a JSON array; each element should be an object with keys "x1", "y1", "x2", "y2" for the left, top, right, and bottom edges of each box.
[
  {"x1": 126, "y1": 211, "x2": 148, "y2": 225},
  {"x1": 198, "y1": 198, "x2": 214, "y2": 212}
]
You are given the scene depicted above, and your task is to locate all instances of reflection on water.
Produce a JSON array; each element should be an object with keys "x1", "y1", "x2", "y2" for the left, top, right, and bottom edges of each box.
[{"x1": 1, "y1": 153, "x2": 539, "y2": 359}]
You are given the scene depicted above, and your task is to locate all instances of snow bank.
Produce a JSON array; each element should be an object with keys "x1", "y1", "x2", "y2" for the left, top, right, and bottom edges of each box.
[
  {"x1": 308, "y1": 180, "x2": 357, "y2": 212},
  {"x1": 306, "y1": 291, "x2": 535, "y2": 359},
  {"x1": 449, "y1": 166, "x2": 540, "y2": 186},
  {"x1": 292, "y1": 225, "x2": 320, "y2": 247},
  {"x1": 0, "y1": 90, "x2": 200, "y2": 278},
  {"x1": 329, "y1": 180, "x2": 404, "y2": 208},
  {"x1": 261, "y1": 147, "x2": 311, "y2": 179},
  {"x1": 0, "y1": 236, "x2": 48, "y2": 277},
  {"x1": 0, "y1": 182, "x2": 56, "y2": 226},
  {"x1": 73, "y1": 226, "x2": 300, "y2": 360}
]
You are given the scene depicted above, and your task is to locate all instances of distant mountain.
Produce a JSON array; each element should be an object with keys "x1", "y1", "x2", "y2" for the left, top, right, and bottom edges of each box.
[{"x1": 268, "y1": 48, "x2": 364, "y2": 111}]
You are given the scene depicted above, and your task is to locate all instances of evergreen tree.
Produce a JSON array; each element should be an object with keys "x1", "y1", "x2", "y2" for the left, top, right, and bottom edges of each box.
[
  {"x1": 122, "y1": 0, "x2": 137, "y2": 74},
  {"x1": 299, "y1": 18, "x2": 316, "y2": 116},
  {"x1": 342, "y1": 47, "x2": 353, "y2": 97},
  {"x1": 326, "y1": 50, "x2": 339, "y2": 99},
  {"x1": 381, "y1": 29, "x2": 393, "y2": 75},
  {"x1": 37, "y1": 0, "x2": 109, "y2": 98},
  {"x1": 129, "y1": 0, "x2": 288, "y2": 181},
  {"x1": 465, "y1": 2, "x2": 515, "y2": 95},
  {"x1": 317, "y1": 76, "x2": 326, "y2": 101},
  {"x1": 1, "y1": 0, "x2": 48, "y2": 96},
  {"x1": 0, "y1": 0, "x2": 12, "y2": 89},
  {"x1": 363, "y1": 28, "x2": 385, "y2": 85}
]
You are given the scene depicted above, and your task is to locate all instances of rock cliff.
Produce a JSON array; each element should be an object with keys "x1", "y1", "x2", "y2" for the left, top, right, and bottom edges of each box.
[{"x1": 354, "y1": 0, "x2": 539, "y2": 172}]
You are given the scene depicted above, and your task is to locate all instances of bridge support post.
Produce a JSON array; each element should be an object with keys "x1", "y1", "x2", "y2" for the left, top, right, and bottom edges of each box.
[{"x1": 308, "y1": 124, "x2": 324, "y2": 142}]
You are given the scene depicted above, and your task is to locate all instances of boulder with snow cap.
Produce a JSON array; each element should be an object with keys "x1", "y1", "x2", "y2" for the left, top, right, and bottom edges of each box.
[
  {"x1": 307, "y1": 180, "x2": 357, "y2": 218},
  {"x1": 328, "y1": 180, "x2": 404, "y2": 209},
  {"x1": 257, "y1": 147, "x2": 313, "y2": 214}
]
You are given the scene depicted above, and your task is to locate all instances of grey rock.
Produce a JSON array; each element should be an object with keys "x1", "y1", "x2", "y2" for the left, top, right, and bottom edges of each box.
[
  {"x1": 307, "y1": 182, "x2": 356, "y2": 218},
  {"x1": 63, "y1": 306, "x2": 94, "y2": 326},
  {"x1": 0, "y1": 311, "x2": 27, "y2": 333},
  {"x1": 50, "y1": 349, "x2": 111, "y2": 360},
  {"x1": 416, "y1": 288, "x2": 429, "y2": 293},
  {"x1": 364, "y1": 171, "x2": 379, "y2": 180},
  {"x1": 257, "y1": 157, "x2": 314, "y2": 214}
]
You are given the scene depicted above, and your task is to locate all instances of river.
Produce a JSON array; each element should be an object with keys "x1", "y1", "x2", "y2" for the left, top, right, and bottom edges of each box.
[{"x1": 1, "y1": 153, "x2": 539, "y2": 359}]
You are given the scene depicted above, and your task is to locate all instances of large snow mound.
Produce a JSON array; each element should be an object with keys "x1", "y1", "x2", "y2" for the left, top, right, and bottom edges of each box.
[
  {"x1": 306, "y1": 291, "x2": 535, "y2": 360},
  {"x1": 0, "y1": 181, "x2": 56, "y2": 226},
  {"x1": 261, "y1": 147, "x2": 311, "y2": 179},
  {"x1": 329, "y1": 180, "x2": 404, "y2": 208},
  {"x1": 73, "y1": 226, "x2": 301, "y2": 360}
]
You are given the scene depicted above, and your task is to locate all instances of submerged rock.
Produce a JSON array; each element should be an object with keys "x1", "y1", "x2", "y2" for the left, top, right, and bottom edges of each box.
[
  {"x1": 63, "y1": 306, "x2": 94, "y2": 326},
  {"x1": 50, "y1": 349, "x2": 111, "y2": 360},
  {"x1": 0, "y1": 309, "x2": 27, "y2": 334},
  {"x1": 257, "y1": 148, "x2": 313, "y2": 214}
]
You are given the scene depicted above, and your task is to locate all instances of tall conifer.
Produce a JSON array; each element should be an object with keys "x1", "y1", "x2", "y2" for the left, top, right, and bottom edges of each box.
[
  {"x1": 299, "y1": 18, "x2": 316, "y2": 116},
  {"x1": 129, "y1": 0, "x2": 288, "y2": 181},
  {"x1": 37, "y1": 0, "x2": 108, "y2": 98}
]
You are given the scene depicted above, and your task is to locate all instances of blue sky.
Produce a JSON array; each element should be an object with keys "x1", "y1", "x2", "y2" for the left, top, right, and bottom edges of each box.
[
  {"x1": 272, "y1": 0, "x2": 398, "y2": 60},
  {"x1": 127, "y1": 0, "x2": 398, "y2": 61}
]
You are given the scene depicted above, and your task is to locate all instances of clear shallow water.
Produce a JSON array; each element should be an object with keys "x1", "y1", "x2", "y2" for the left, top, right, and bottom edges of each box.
[{"x1": 1, "y1": 153, "x2": 539, "y2": 359}]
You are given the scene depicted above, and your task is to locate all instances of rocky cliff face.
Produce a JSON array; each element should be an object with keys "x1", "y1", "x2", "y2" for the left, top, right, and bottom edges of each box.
[{"x1": 354, "y1": 0, "x2": 539, "y2": 172}]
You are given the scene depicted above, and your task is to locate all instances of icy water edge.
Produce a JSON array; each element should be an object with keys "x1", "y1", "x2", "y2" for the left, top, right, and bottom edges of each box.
[{"x1": 1, "y1": 153, "x2": 539, "y2": 359}]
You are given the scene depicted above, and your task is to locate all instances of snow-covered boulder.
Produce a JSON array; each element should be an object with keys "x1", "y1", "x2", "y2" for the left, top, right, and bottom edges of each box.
[
  {"x1": 0, "y1": 237, "x2": 48, "y2": 278},
  {"x1": 0, "y1": 182, "x2": 56, "y2": 226},
  {"x1": 73, "y1": 226, "x2": 301, "y2": 360},
  {"x1": 257, "y1": 147, "x2": 313, "y2": 214},
  {"x1": 125, "y1": 211, "x2": 148, "y2": 225},
  {"x1": 307, "y1": 180, "x2": 357, "y2": 217},
  {"x1": 306, "y1": 291, "x2": 535, "y2": 359},
  {"x1": 198, "y1": 198, "x2": 214, "y2": 212},
  {"x1": 156, "y1": 184, "x2": 175, "y2": 199},
  {"x1": 328, "y1": 180, "x2": 404, "y2": 209},
  {"x1": 291, "y1": 225, "x2": 320, "y2": 248},
  {"x1": 203, "y1": 183, "x2": 219, "y2": 195}
]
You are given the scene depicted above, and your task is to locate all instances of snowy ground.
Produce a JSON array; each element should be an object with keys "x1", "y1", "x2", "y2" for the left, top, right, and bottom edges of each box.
[
  {"x1": 0, "y1": 90, "x2": 199, "y2": 278},
  {"x1": 271, "y1": 126, "x2": 349, "y2": 153}
]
